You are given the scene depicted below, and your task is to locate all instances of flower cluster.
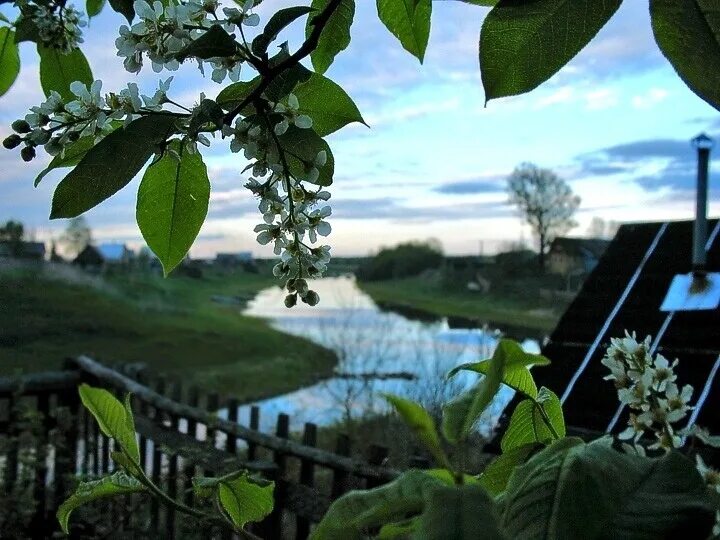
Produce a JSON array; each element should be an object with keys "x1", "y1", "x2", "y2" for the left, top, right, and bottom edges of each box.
[
  {"x1": 3, "y1": 79, "x2": 172, "y2": 160},
  {"x1": 602, "y1": 332, "x2": 694, "y2": 454},
  {"x1": 115, "y1": 0, "x2": 257, "y2": 80},
  {"x1": 219, "y1": 95, "x2": 332, "y2": 305},
  {"x1": 16, "y1": 0, "x2": 86, "y2": 52}
]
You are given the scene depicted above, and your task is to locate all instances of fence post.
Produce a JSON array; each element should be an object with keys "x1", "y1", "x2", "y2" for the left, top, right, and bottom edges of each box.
[
  {"x1": 266, "y1": 413, "x2": 289, "y2": 539},
  {"x1": 296, "y1": 422, "x2": 317, "y2": 539},
  {"x1": 165, "y1": 381, "x2": 182, "y2": 540},
  {"x1": 366, "y1": 444, "x2": 389, "y2": 489},
  {"x1": 331, "y1": 434, "x2": 351, "y2": 498},
  {"x1": 183, "y1": 385, "x2": 200, "y2": 509},
  {"x1": 226, "y1": 398, "x2": 239, "y2": 454},
  {"x1": 29, "y1": 393, "x2": 50, "y2": 537},
  {"x1": 150, "y1": 375, "x2": 167, "y2": 534},
  {"x1": 248, "y1": 406, "x2": 260, "y2": 461},
  {"x1": 206, "y1": 393, "x2": 219, "y2": 450}
]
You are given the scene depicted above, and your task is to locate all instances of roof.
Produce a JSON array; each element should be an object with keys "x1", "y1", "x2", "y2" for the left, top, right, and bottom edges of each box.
[
  {"x1": 0, "y1": 240, "x2": 46, "y2": 258},
  {"x1": 548, "y1": 237, "x2": 610, "y2": 259},
  {"x1": 97, "y1": 243, "x2": 130, "y2": 261},
  {"x1": 535, "y1": 219, "x2": 720, "y2": 433}
]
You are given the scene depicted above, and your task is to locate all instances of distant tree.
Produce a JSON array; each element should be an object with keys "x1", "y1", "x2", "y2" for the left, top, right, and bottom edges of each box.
[
  {"x1": 587, "y1": 217, "x2": 620, "y2": 239},
  {"x1": 507, "y1": 163, "x2": 580, "y2": 270},
  {"x1": 59, "y1": 216, "x2": 92, "y2": 258},
  {"x1": 0, "y1": 220, "x2": 24, "y2": 255},
  {"x1": 357, "y1": 241, "x2": 444, "y2": 281}
]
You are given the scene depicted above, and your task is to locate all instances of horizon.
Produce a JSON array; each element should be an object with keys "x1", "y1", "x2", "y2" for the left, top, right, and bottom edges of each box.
[{"x1": 1, "y1": 0, "x2": 719, "y2": 259}]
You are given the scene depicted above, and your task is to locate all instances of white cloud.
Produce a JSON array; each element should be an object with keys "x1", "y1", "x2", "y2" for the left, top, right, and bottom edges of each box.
[
  {"x1": 631, "y1": 88, "x2": 669, "y2": 109},
  {"x1": 534, "y1": 87, "x2": 575, "y2": 109},
  {"x1": 585, "y1": 88, "x2": 619, "y2": 110}
]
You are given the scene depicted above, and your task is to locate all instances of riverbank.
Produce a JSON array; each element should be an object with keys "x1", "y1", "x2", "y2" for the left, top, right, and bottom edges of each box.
[
  {"x1": 359, "y1": 276, "x2": 571, "y2": 337},
  {"x1": 0, "y1": 263, "x2": 336, "y2": 401}
]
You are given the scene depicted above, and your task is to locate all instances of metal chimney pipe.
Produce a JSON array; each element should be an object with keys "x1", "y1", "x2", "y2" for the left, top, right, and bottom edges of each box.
[{"x1": 692, "y1": 134, "x2": 713, "y2": 275}]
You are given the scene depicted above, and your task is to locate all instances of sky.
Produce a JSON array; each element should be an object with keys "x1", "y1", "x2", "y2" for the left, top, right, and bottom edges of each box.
[{"x1": 1, "y1": 0, "x2": 719, "y2": 257}]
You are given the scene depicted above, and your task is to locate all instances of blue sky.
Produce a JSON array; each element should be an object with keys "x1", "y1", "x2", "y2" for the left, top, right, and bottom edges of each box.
[{"x1": 1, "y1": 0, "x2": 718, "y2": 257}]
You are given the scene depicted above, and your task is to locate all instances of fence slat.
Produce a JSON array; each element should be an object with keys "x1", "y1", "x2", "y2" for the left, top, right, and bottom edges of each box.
[
  {"x1": 296, "y1": 422, "x2": 317, "y2": 539},
  {"x1": 248, "y1": 405, "x2": 260, "y2": 461},
  {"x1": 226, "y1": 397, "x2": 239, "y2": 454}
]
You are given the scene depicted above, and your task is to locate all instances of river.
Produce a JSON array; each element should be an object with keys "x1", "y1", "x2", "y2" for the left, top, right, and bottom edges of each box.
[{"x1": 224, "y1": 276, "x2": 539, "y2": 435}]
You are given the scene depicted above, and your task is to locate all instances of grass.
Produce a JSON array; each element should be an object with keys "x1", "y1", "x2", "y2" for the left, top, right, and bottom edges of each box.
[
  {"x1": 0, "y1": 264, "x2": 337, "y2": 401},
  {"x1": 359, "y1": 275, "x2": 571, "y2": 335}
]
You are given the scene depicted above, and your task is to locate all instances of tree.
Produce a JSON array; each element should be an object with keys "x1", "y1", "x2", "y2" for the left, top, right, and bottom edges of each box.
[
  {"x1": 59, "y1": 216, "x2": 92, "y2": 258},
  {"x1": 0, "y1": 219, "x2": 24, "y2": 255},
  {"x1": 587, "y1": 217, "x2": 621, "y2": 240},
  {"x1": 507, "y1": 163, "x2": 580, "y2": 270}
]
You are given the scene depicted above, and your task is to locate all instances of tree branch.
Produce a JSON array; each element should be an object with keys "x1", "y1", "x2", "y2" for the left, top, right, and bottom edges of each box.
[{"x1": 223, "y1": 0, "x2": 344, "y2": 124}]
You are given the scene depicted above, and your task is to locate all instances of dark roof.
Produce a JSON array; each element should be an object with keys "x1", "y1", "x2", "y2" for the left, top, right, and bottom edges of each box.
[
  {"x1": 536, "y1": 219, "x2": 720, "y2": 433},
  {"x1": 548, "y1": 237, "x2": 610, "y2": 259},
  {"x1": 73, "y1": 245, "x2": 104, "y2": 266},
  {"x1": 0, "y1": 240, "x2": 46, "y2": 258}
]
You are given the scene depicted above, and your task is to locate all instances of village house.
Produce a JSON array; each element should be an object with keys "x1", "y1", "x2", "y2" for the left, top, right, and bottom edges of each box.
[
  {"x1": 547, "y1": 237, "x2": 611, "y2": 277},
  {"x1": 73, "y1": 243, "x2": 134, "y2": 271},
  {"x1": 0, "y1": 240, "x2": 46, "y2": 261}
]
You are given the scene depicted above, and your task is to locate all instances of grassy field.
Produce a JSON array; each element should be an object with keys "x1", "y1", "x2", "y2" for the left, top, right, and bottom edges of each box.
[
  {"x1": 359, "y1": 276, "x2": 570, "y2": 335},
  {"x1": 0, "y1": 263, "x2": 336, "y2": 401}
]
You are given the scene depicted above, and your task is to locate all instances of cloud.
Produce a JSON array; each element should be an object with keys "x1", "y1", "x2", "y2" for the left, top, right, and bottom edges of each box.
[
  {"x1": 585, "y1": 88, "x2": 619, "y2": 111},
  {"x1": 434, "y1": 175, "x2": 507, "y2": 195},
  {"x1": 575, "y1": 137, "x2": 720, "y2": 193},
  {"x1": 632, "y1": 88, "x2": 669, "y2": 109}
]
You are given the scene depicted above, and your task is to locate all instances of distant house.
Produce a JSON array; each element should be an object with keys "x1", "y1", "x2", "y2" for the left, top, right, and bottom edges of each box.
[
  {"x1": 547, "y1": 237, "x2": 610, "y2": 277},
  {"x1": 73, "y1": 243, "x2": 134, "y2": 270},
  {"x1": 0, "y1": 240, "x2": 46, "y2": 261}
]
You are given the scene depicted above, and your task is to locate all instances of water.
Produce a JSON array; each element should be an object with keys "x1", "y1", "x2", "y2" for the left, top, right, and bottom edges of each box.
[{"x1": 228, "y1": 276, "x2": 539, "y2": 435}]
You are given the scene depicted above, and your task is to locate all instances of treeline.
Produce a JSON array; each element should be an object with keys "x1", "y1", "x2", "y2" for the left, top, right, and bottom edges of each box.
[{"x1": 356, "y1": 241, "x2": 444, "y2": 281}]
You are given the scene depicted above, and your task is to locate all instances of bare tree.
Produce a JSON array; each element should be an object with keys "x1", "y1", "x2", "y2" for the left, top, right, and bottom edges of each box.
[
  {"x1": 507, "y1": 163, "x2": 580, "y2": 269},
  {"x1": 59, "y1": 216, "x2": 92, "y2": 258}
]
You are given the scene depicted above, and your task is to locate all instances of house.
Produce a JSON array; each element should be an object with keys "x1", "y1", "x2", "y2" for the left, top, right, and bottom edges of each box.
[
  {"x1": 547, "y1": 237, "x2": 610, "y2": 277},
  {"x1": 533, "y1": 219, "x2": 720, "y2": 434},
  {"x1": 0, "y1": 240, "x2": 46, "y2": 261},
  {"x1": 73, "y1": 243, "x2": 134, "y2": 270}
]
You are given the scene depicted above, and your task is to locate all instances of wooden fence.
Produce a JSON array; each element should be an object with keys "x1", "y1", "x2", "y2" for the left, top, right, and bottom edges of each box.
[{"x1": 0, "y1": 356, "x2": 413, "y2": 539}]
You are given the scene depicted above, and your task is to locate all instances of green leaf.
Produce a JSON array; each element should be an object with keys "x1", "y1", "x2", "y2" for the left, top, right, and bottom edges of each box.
[
  {"x1": 292, "y1": 73, "x2": 366, "y2": 136},
  {"x1": 216, "y1": 79, "x2": 257, "y2": 112},
  {"x1": 500, "y1": 438, "x2": 715, "y2": 539},
  {"x1": 501, "y1": 388, "x2": 565, "y2": 453},
  {"x1": 651, "y1": 0, "x2": 720, "y2": 111},
  {"x1": 252, "y1": 6, "x2": 315, "y2": 56},
  {"x1": 479, "y1": 443, "x2": 540, "y2": 496},
  {"x1": 38, "y1": 45, "x2": 93, "y2": 102},
  {"x1": 109, "y1": 0, "x2": 134, "y2": 23},
  {"x1": 176, "y1": 24, "x2": 237, "y2": 62},
  {"x1": 442, "y1": 341, "x2": 505, "y2": 443},
  {"x1": 217, "y1": 473, "x2": 274, "y2": 529},
  {"x1": 188, "y1": 98, "x2": 225, "y2": 136},
  {"x1": 57, "y1": 471, "x2": 145, "y2": 534},
  {"x1": 378, "y1": 519, "x2": 417, "y2": 539},
  {"x1": 376, "y1": 0, "x2": 432, "y2": 63},
  {"x1": 137, "y1": 140, "x2": 210, "y2": 276},
  {"x1": 50, "y1": 115, "x2": 177, "y2": 218},
  {"x1": 78, "y1": 384, "x2": 140, "y2": 462},
  {"x1": 276, "y1": 125, "x2": 334, "y2": 186},
  {"x1": 0, "y1": 28, "x2": 20, "y2": 97},
  {"x1": 35, "y1": 129, "x2": 120, "y2": 187},
  {"x1": 480, "y1": 0, "x2": 622, "y2": 101},
  {"x1": 449, "y1": 340, "x2": 550, "y2": 399},
  {"x1": 383, "y1": 394, "x2": 449, "y2": 468},
  {"x1": 311, "y1": 470, "x2": 443, "y2": 540},
  {"x1": 307, "y1": 0, "x2": 355, "y2": 74},
  {"x1": 416, "y1": 483, "x2": 507, "y2": 540},
  {"x1": 87, "y1": 0, "x2": 106, "y2": 17}
]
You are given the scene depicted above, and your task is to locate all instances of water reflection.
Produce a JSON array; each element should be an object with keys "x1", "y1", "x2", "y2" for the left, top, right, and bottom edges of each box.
[{"x1": 232, "y1": 276, "x2": 538, "y2": 434}]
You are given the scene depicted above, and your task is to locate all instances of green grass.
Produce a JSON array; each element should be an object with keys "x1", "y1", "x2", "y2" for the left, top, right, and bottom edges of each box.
[
  {"x1": 359, "y1": 276, "x2": 570, "y2": 334},
  {"x1": 0, "y1": 265, "x2": 336, "y2": 401}
]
